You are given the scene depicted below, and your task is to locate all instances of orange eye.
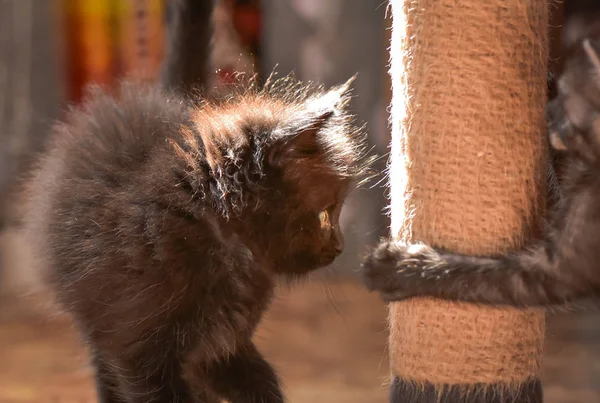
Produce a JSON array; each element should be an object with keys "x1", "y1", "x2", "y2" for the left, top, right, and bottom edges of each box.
[{"x1": 318, "y1": 210, "x2": 331, "y2": 229}]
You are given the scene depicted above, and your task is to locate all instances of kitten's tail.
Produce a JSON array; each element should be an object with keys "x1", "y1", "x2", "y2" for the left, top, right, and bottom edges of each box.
[{"x1": 160, "y1": 0, "x2": 215, "y2": 94}]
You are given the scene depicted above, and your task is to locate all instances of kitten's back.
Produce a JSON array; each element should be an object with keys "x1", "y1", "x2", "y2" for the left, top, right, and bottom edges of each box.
[
  {"x1": 45, "y1": 84, "x2": 188, "y2": 182},
  {"x1": 19, "y1": 84, "x2": 189, "y2": 281}
]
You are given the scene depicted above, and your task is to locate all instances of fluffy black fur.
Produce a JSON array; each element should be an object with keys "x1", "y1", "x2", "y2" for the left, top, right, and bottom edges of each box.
[{"x1": 17, "y1": 1, "x2": 370, "y2": 402}]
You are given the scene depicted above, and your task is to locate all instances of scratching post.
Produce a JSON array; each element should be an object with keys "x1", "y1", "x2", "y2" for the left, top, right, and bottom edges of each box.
[{"x1": 388, "y1": 1, "x2": 547, "y2": 402}]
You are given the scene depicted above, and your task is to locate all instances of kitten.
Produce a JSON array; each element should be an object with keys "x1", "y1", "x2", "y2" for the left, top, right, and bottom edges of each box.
[
  {"x1": 361, "y1": 9, "x2": 600, "y2": 309},
  {"x1": 18, "y1": 1, "x2": 370, "y2": 402}
]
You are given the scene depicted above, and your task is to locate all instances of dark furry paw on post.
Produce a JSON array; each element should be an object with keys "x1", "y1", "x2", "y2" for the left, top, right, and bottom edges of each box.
[
  {"x1": 361, "y1": 239, "x2": 436, "y2": 302},
  {"x1": 361, "y1": 240, "x2": 405, "y2": 291}
]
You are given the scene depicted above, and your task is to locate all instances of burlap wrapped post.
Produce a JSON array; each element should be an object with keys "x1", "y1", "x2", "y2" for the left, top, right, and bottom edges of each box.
[{"x1": 387, "y1": 0, "x2": 548, "y2": 401}]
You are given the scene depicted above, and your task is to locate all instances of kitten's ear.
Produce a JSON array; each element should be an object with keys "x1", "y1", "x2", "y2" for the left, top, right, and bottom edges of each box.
[
  {"x1": 268, "y1": 110, "x2": 334, "y2": 167},
  {"x1": 291, "y1": 110, "x2": 335, "y2": 153},
  {"x1": 306, "y1": 76, "x2": 355, "y2": 114},
  {"x1": 268, "y1": 77, "x2": 355, "y2": 167}
]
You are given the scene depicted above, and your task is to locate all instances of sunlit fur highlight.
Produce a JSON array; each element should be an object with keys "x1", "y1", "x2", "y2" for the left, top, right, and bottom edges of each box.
[{"x1": 166, "y1": 74, "x2": 372, "y2": 218}]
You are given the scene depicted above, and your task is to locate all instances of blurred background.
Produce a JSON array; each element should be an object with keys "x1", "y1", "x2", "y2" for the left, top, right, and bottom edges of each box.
[{"x1": 0, "y1": 1, "x2": 598, "y2": 402}]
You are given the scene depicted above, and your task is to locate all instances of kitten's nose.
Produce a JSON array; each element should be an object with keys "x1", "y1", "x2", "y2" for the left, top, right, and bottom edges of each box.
[{"x1": 334, "y1": 237, "x2": 344, "y2": 256}]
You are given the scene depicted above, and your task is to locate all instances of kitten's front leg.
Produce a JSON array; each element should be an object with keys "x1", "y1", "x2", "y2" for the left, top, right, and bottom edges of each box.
[
  {"x1": 361, "y1": 238, "x2": 592, "y2": 308},
  {"x1": 207, "y1": 342, "x2": 284, "y2": 403},
  {"x1": 91, "y1": 352, "x2": 127, "y2": 403},
  {"x1": 114, "y1": 354, "x2": 193, "y2": 403}
]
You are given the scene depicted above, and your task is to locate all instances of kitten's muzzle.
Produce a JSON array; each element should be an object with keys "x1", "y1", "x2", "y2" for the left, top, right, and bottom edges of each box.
[
  {"x1": 334, "y1": 237, "x2": 344, "y2": 256},
  {"x1": 332, "y1": 228, "x2": 344, "y2": 256},
  {"x1": 319, "y1": 242, "x2": 344, "y2": 266}
]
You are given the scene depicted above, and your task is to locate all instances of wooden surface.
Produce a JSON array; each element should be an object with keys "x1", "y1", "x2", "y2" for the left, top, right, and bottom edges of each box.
[{"x1": 0, "y1": 279, "x2": 599, "y2": 403}]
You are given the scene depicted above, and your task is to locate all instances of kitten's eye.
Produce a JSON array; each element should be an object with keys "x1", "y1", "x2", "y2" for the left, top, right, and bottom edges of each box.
[{"x1": 318, "y1": 209, "x2": 331, "y2": 229}]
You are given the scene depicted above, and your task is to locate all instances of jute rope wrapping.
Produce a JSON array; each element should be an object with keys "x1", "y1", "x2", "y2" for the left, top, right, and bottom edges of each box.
[{"x1": 388, "y1": 0, "x2": 548, "y2": 387}]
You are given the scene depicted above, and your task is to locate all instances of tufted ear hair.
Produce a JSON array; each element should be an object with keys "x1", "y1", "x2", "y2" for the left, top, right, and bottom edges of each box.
[
  {"x1": 267, "y1": 78, "x2": 354, "y2": 168},
  {"x1": 267, "y1": 110, "x2": 332, "y2": 168}
]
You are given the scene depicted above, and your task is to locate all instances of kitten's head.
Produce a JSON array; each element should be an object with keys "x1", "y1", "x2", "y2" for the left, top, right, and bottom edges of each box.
[{"x1": 176, "y1": 76, "x2": 372, "y2": 276}]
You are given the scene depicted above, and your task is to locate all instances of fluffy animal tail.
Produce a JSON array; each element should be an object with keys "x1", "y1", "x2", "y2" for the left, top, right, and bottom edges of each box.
[{"x1": 160, "y1": 0, "x2": 215, "y2": 94}]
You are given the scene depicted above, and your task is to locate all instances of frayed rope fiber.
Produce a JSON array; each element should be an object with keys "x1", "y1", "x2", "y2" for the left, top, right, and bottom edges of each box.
[{"x1": 387, "y1": 0, "x2": 548, "y2": 395}]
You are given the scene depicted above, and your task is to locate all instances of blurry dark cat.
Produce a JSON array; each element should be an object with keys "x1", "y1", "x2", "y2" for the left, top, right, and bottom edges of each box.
[
  {"x1": 361, "y1": 3, "x2": 600, "y2": 309},
  {"x1": 18, "y1": 0, "x2": 369, "y2": 402}
]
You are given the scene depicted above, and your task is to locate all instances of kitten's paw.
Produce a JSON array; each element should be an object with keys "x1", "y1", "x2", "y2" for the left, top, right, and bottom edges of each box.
[
  {"x1": 361, "y1": 240, "x2": 402, "y2": 292},
  {"x1": 361, "y1": 240, "x2": 435, "y2": 301}
]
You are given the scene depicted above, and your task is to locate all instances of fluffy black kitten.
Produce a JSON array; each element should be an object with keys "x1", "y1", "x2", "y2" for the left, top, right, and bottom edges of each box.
[
  {"x1": 18, "y1": 1, "x2": 369, "y2": 402},
  {"x1": 361, "y1": 8, "x2": 600, "y2": 309}
]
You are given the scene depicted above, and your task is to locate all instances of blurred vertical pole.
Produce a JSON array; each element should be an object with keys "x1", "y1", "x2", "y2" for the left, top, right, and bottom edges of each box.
[{"x1": 261, "y1": 0, "x2": 389, "y2": 273}]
